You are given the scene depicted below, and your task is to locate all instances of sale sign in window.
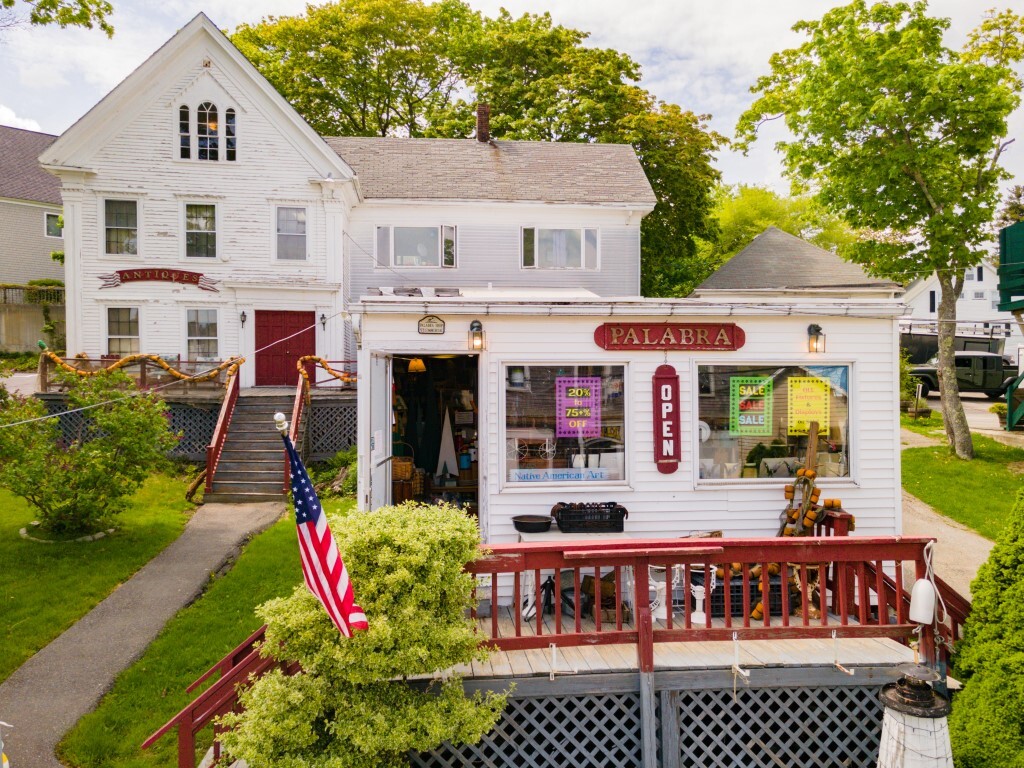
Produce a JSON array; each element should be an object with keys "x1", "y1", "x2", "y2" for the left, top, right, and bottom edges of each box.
[
  {"x1": 788, "y1": 376, "x2": 830, "y2": 435},
  {"x1": 556, "y1": 376, "x2": 602, "y2": 438},
  {"x1": 730, "y1": 376, "x2": 773, "y2": 435}
]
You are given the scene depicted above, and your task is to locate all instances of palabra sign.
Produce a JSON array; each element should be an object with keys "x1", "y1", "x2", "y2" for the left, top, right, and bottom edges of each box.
[
  {"x1": 653, "y1": 364, "x2": 680, "y2": 474},
  {"x1": 98, "y1": 269, "x2": 220, "y2": 292},
  {"x1": 594, "y1": 322, "x2": 745, "y2": 351}
]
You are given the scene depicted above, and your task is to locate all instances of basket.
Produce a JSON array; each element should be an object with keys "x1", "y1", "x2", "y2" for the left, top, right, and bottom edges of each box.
[
  {"x1": 392, "y1": 443, "x2": 414, "y2": 481},
  {"x1": 550, "y1": 502, "x2": 628, "y2": 533}
]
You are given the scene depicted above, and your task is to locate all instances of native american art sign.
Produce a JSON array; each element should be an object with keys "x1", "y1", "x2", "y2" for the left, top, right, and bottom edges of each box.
[{"x1": 98, "y1": 269, "x2": 220, "y2": 292}]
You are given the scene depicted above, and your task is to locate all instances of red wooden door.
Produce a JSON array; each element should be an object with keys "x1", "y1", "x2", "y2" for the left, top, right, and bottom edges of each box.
[{"x1": 254, "y1": 311, "x2": 315, "y2": 386}]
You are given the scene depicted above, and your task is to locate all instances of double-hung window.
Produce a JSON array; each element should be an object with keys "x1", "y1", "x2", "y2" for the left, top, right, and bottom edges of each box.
[
  {"x1": 187, "y1": 309, "x2": 218, "y2": 359},
  {"x1": 522, "y1": 228, "x2": 597, "y2": 269},
  {"x1": 185, "y1": 203, "x2": 217, "y2": 258},
  {"x1": 276, "y1": 207, "x2": 307, "y2": 261},
  {"x1": 105, "y1": 200, "x2": 138, "y2": 255},
  {"x1": 107, "y1": 307, "x2": 139, "y2": 356},
  {"x1": 376, "y1": 226, "x2": 456, "y2": 267}
]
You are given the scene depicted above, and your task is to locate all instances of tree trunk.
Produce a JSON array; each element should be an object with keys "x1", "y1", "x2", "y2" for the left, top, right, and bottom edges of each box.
[{"x1": 935, "y1": 272, "x2": 974, "y2": 459}]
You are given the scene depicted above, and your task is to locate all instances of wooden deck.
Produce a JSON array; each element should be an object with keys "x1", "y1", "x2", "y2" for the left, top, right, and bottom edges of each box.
[{"x1": 437, "y1": 607, "x2": 915, "y2": 681}]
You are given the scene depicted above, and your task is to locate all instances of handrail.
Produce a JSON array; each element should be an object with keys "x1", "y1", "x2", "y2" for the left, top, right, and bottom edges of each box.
[
  {"x1": 284, "y1": 375, "x2": 308, "y2": 492},
  {"x1": 1007, "y1": 368, "x2": 1024, "y2": 430},
  {"x1": 145, "y1": 535, "x2": 962, "y2": 767},
  {"x1": 205, "y1": 369, "x2": 241, "y2": 493}
]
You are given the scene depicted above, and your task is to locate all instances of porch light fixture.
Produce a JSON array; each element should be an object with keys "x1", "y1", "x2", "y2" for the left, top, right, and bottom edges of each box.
[
  {"x1": 408, "y1": 357, "x2": 426, "y2": 374},
  {"x1": 240, "y1": 310, "x2": 247, "y2": 328},
  {"x1": 468, "y1": 319, "x2": 485, "y2": 351},
  {"x1": 320, "y1": 313, "x2": 327, "y2": 330},
  {"x1": 808, "y1": 324, "x2": 825, "y2": 353}
]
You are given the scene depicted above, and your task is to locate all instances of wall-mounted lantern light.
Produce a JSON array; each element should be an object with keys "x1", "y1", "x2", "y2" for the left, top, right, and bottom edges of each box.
[
  {"x1": 240, "y1": 310, "x2": 247, "y2": 328},
  {"x1": 320, "y1": 313, "x2": 328, "y2": 331},
  {"x1": 468, "y1": 319, "x2": 485, "y2": 351},
  {"x1": 808, "y1": 324, "x2": 825, "y2": 353}
]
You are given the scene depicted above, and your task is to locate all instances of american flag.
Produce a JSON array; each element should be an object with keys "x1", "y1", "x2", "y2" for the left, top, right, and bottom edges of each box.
[{"x1": 282, "y1": 435, "x2": 368, "y2": 637}]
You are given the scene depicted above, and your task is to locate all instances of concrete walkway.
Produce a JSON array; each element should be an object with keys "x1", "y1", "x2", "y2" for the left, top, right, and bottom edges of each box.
[
  {"x1": 0, "y1": 502, "x2": 284, "y2": 768},
  {"x1": 900, "y1": 427, "x2": 996, "y2": 599}
]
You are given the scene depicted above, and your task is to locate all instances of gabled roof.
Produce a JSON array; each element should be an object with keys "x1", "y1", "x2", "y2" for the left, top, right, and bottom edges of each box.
[
  {"x1": 0, "y1": 126, "x2": 61, "y2": 205},
  {"x1": 694, "y1": 227, "x2": 900, "y2": 292},
  {"x1": 323, "y1": 136, "x2": 656, "y2": 206}
]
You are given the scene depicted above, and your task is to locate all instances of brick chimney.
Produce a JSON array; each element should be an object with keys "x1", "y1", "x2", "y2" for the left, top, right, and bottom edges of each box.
[{"x1": 476, "y1": 103, "x2": 490, "y2": 143}]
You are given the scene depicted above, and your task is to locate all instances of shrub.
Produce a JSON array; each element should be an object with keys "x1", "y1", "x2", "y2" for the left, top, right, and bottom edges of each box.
[
  {"x1": 219, "y1": 502, "x2": 507, "y2": 768},
  {"x1": 949, "y1": 489, "x2": 1024, "y2": 766},
  {"x1": 899, "y1": 348, "x2": 917, "y2": 401},
  {"x1": 0, "y1": 369, "x2": 179, "y2": 535}
]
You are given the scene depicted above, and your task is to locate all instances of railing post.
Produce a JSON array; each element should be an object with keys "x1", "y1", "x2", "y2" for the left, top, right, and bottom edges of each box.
[
  {"x1": 177, "y1": 710, "x2": 195, "y2": 768},
  {"x1": 634, "y1": 554, "x2": 658, "y2": 768}
]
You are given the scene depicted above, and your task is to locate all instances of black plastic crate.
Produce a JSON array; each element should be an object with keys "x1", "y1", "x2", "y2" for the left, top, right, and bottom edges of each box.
[
  {"x1": 673, "y1": 573, "x2": 786, "y2": 618},
  {"x1": 550, "y1": 502, "x2": 628, "y2": 533}
]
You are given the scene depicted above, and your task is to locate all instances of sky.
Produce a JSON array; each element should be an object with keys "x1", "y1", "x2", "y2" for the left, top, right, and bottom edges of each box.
[{"x1": 0, "y1": 0, "x2": 1021, "y2": 192}]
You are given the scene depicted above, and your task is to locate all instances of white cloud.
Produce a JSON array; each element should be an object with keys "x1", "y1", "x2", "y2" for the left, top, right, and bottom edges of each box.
[{"x1": 0, "y1": 104, "x2": 41, "y2": 130}]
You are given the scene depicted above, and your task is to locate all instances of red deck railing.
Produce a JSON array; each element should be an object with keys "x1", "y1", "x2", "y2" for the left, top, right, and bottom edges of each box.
[
  {"x1": 144, "y1": 531, "x2": 967, "y2": 767},
  {"x1": 205, "y1": 370, "x2": 240, "y2": 494}
]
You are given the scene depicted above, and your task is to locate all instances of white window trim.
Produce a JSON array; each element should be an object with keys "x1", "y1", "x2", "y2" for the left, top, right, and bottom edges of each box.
[
  {"x1": 179, "y1": 200, "x2": 220, "y2": 261},
  {"x1": 43, "y1": 211, "x2": 62, "y2": 239},
  {"x1": 272, "y1": 204, "x2": 310, "y2": 263},
  {"x1": 99, "y1": 197, "x2": 142, "y2": 259},
  {"x1": 520, "y1": 226, "x2": 601, "y2": 271},
  {"x1": 691, "y1": 359, "x2": 858, "y2": 489},
  {"x1": 105, "y1": 306, "x2": 142, "y2": 356},
  {"x1": 497, "y1": 359, "x2": 630, "y2": 492},
  {"x1": 374, "y1": 224, "x2": 457, "y2": 269},
  {"x1": 184, "y1": 307, "x2": 220, "y2": 361}
]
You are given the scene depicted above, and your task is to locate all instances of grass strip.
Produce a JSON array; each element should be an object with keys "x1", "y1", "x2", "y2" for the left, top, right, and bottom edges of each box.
[
  {"x1": 59, "y1": 499, "x2": 353, "y2": 768},
  {"x1": 900, "y1": 411, "x2": 945, "y2": 437},
  {"x1": 901, "y1": 434, "x2": 1024, "y2": 541},
  {"x1": 0, "y1": 475, "x2": 193, "y2": 683}
]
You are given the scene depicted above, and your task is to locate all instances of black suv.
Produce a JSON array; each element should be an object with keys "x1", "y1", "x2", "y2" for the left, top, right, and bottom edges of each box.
[{"x1": 909, "y1": 351, "x2": 1018, "y2": 399}]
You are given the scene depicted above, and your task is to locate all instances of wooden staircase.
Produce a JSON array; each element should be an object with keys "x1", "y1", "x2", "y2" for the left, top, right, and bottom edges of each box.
[{"x1": 204, "y1": 394, "x2": 293, "y2": 503}]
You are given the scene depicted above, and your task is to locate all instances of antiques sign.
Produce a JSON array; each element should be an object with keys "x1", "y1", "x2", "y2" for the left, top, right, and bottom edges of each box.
[
  {"x1": 98, "y1": 269, "x2": 219, "y2": 292},
  {"x1": 653, "y1": 364, "x2": 680, "y2": 474},
  {"x1": 730, "y1": 376, "x2": 773, "y2": 435},
  {"x1": 555, "y1": 376, "x2": 601, "y2": 438},
  {"x1": 417, "y1": 315, "x2": 445, "y2": 335},
  {"x1": 594, "y1": 322, "x2": 745, "y2": 351}
]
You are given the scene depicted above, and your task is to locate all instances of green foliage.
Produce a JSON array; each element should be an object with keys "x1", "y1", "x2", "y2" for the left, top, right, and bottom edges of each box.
[
  {"x1": 0, "y1": 370, "x2": 178, "y2": 535},
  {"x1": 990, "y1": 402, "x2": 1008, "y2": 416},
  {"x1": 899, "y1": 348, "x2": 917, "y2": 402},
  {"x1": 232, "y1": 0, "x2": 723, "y2": 298},
  {"x1": 996, "y1": 185, "x2": 1024, "y2": 230},
  {"x1": 949, "y1": 489, "x2": 1024, "y2": 765},
  {"x1": 736, "y1": 2, "x2": 1024, "y2": 460},
  {"x1": 901, "y1": 435, "x2": 1023, "y2": 541},
  {"x1": 0, "y1": 0, "x2": 113, "y2": 35},
  {"x1": 310, "y1": 445, "x2": 358, "y2": 498},
  {"x1": 0, "y1": 351, "x2": 38, "y2": 372},
  {"x1": 219, "y1": 502, "x2": 507, "y2": 768},
  {"x1": 0, "y1": 475, "x2": 191, "y2": 684}
]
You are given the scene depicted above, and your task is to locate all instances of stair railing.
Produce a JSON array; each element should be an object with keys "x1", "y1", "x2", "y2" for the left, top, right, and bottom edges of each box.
[
  {"x1": 205, "y1": 368, "x2": 241, "y2": 493},
  {"x1": 1007, "y1": 369, "x2": 1024, "y2": 431},
  {"x1": 284, "y1": 374, "x2": 309, "y2": 492}
]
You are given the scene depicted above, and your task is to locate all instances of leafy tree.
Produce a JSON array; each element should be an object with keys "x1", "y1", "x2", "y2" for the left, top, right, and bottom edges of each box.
[
  {"x1": 695, "y1": 185, "x2": 856, "y2": 276},
  {"x1": 996, "y1": 185, "x2": 1024, "y2": 229},
  {"x1": 0, "y1": 369, "x2": 177, "y2": 534},
  {"x1": 736, "y1": 2, "x2": 1024, "y2": 460},
  {"x1": 232, "y1": 2, "x2": 723, "y2": 297},
  {"x1": 949, "y1": 489, "x2": 1024, "y2": 765},
  {"x1": 0, "y1": 0, "x2": 112, "y2": 36},
  {"x1": 219, "y1": 502, "x2": 507, "y2": 768}
]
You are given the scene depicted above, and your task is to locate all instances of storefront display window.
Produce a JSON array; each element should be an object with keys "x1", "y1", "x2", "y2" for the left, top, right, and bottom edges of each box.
[
  {"x1": 505, "y1": 364, "x2": 625, "y2": 484},
  {"x1": 696, "y1": 364, "x2": 850, "y2": 480}
]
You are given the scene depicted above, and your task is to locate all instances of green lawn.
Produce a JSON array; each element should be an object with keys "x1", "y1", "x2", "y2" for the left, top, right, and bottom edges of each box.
[
  {"x1": 59, "y1": 500, "x2": 352, "y2": 768},
  {"x1": 0, "y1": 475, "x2": 193, "y2": 683},
  {"x1": 902, "y1": 434, "x2": 1024, "y2": 541},
  {"x1": 900, "y1": 410, "x2": 945, "y2": 437}
]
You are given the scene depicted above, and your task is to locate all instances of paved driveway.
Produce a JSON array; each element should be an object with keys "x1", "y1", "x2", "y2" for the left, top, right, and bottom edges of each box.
[{"x1": 1, "y1": 371, "x2": 38, "y2": 397}]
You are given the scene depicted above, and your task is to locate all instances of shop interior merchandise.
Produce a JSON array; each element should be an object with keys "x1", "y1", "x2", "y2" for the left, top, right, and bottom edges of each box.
[{"x1": 391, "y1": 354, "x2": 478, "y2": 516}]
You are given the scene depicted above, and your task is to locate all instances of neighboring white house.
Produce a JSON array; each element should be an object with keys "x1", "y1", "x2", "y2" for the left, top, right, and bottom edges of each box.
[
  {"x1": 902, "y1": 262, "x2": 1023, "y2": 363},
  {"x1": 0, "y1": 125, "x2": 65, "y2": 285}
]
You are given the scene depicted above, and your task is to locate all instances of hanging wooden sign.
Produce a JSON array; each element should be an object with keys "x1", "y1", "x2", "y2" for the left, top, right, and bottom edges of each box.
[
  {"x1": 98, "y1": 269, "x2": 220, "y2": 292},
  {"x1": 653, "y1": 364, "x2": 680, "y2": 474},
  {"x1": 594, "y1": 322, "x2": 744, "y2": 351}
]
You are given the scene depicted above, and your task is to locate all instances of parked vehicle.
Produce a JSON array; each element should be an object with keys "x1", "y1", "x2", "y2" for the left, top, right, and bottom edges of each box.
[{"x1": 909, "y1": 351, "x2": 1018, "y2": 399}]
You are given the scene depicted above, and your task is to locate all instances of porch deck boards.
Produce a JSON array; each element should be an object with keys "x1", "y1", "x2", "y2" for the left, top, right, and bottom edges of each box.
[{"x1": 420, "y1": 606, "x2": 915, "y2": 681}]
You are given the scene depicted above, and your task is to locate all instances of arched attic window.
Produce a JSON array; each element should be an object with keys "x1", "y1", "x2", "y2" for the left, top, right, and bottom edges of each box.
[
  {"x1": 197, "y1": 101, "x2": 218, "y2": 161},
  {"x1": 179, "y1": 106, "x2": 190, "y2": 159}
]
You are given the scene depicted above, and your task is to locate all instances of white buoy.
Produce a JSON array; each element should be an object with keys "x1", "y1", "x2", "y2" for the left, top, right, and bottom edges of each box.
[{"x1": 877, "y1": 663, "x2": 953, "y2": 768}]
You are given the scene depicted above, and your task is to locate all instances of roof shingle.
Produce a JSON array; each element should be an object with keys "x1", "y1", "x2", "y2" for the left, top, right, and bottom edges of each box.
[
  {"x1": 0, "y1": 126, "x2": 61, "y2": 205},
  {"x1": 695, "y1": 226, "x2": 899, "y2": 291},
  {"x1": 323, "y1": 136, "x2": 656, "y2": 205}
]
